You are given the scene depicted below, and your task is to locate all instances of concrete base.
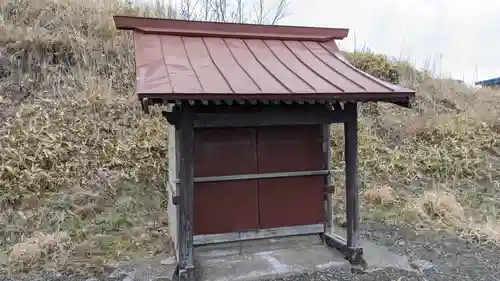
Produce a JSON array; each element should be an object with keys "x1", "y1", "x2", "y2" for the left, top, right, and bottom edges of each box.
[
  {"x1": 194, "y1": 234, "x2": 349, "y2": 281},
  {"x1": 193, "y1": 232, "x2": 420, "y2": 281},
  {"x1": 325, "y1": 229, "x2": 415, "y2": 273}
]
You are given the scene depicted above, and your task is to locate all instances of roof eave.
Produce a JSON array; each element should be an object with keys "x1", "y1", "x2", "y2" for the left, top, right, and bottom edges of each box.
[
  {"x1": 475, "y1": 77, "x2": 500, "y2": 86},
  {"x1": 136, "y1": 92, "x2": 415, "y2": 108}
]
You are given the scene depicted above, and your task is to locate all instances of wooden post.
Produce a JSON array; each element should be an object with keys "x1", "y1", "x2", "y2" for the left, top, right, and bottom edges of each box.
[
  {"x1": 322, "y1": 124, "x2": 333, "y2": 234},
  {"x1": 344, "y1": 102, "x2": 359, "y2": 249},
  {"x1": 178, "y1": 102, "x2": 195, "y2": 281},
  {"x1": 313, "y1": 103, "x2": 363, "y2": 264}
]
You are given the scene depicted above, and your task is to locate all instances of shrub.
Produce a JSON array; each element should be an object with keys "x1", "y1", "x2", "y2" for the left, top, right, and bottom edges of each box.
[{"x1": 344, "y1": 51, "x2": 401, "y2": 84}]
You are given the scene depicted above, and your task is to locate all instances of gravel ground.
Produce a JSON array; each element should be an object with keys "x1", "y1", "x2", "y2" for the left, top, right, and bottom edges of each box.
[
  {"x1": 270, "y1": 268, "x2": 422, "y2": 281},
  {"x1": 273, "y1": 222, "x2": 500, "y2": 281},
  {"x1": 2, "y1": 223, "x2": 500, "y2": 281},
  {"x1": 362, "y1": 223, "x2": 500, "y2": 281}
]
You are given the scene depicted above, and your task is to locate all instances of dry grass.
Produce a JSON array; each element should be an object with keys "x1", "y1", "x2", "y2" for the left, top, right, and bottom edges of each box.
[
  {"x1": 8, "y1": 231, "x2": 72, "y2": 272},
  {"x1": 332, "y1": 76, "x2": 500, "y2": 242},
  {"x1": 1, "y1": 0, "x2": 500, "y2": 275},
  {"x1": 363, "y1": 185, "x2": 395, "y2": 206},
  {"x1": 406, "y1": 190, "x2": 465, "y2": 226},
  {"x1": 0, "y1": 0, "x2": 173, "y2": 274}
]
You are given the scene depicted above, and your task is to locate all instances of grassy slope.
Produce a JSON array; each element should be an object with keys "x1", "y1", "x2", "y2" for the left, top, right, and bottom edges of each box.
[
  {"x1": 0, "y1": 0, "x2": 173, "y2": 273},
  {"x1": 1, "y1": 0, "x2": 500, "y2": 275}
]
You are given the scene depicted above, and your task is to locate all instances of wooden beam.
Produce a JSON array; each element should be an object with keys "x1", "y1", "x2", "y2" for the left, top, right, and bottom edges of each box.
[
  {"x1": 344, "y1": 102, "x2": 360, "y2": 250},
  {"x1": 193, "y1": 224, "x2": 325, "y2": 246},
  {"x1": 178, "y1": 102, "x2": 195, "y2": 280},
  {"x1": 193, "y1": 106, "x2": 345, "y2": 128},
  {"x1": 191, "y1": 170, "x2": 332, "y2": 183}
]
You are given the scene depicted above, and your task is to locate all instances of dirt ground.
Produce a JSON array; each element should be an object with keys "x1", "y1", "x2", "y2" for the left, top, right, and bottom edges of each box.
[
  {"x1": 3, "y1": 222, "x2": 499, "y2": 281},
  {"x1": 269, "y1": 223, "x2": 500, "y2": 281}
]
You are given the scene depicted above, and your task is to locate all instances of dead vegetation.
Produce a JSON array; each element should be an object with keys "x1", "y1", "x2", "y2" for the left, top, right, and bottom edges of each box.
[
  {"x1": 332, "y1": 63, "x2": 500, "y2": 244},
  {"x1": 1, "y1": 0, "x2": 500, "y2": 276},
  {"x1": 0, "y1": 0, "x2": 172, "y2": 274}
]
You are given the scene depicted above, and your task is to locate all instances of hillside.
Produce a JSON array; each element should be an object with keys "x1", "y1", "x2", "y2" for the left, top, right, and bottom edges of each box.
[{"x1": 1, "y1": 0, "x2": 500, "y2": 276}]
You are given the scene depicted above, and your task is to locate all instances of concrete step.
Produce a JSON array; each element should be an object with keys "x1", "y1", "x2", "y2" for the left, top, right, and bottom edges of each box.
[{"x1": 194, "y1": 234, "x2": 350, "y2": 281}]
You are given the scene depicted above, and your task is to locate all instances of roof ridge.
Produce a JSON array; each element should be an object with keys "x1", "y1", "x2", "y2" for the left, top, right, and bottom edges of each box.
[{"x1": 113, "y1": 16, "x2": 349, "y2": 42}]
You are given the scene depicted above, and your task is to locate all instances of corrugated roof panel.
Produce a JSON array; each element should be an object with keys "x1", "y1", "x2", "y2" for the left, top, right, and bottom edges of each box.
[
  {"x1": 303, "y1": 41, "x2": 386, "y2": 92},
  {"x1": 160, "y1": 35, "x2": 203, "y2": 93},
  {"x1": 224, "y1": 38, "x2": 289, "y2": 93},
  {"x1": 134, "y1": 33, "x2": 163, "y2": 67},
  {"x1": 244, "y1": 39, "x2": 314, "y2": 93},
  {"x1": 136, "y1": 59, "x2": 171, "y2": 93},
  {"x1": 283, "y1": 41, "x2": 363, "y2": 92},
  {"x1": 202, "y1": 37, "x2": 260, "y2": 94},
  {"x1": 265, "y1": 40, "x2": 341, "y2": 93},
  {"x1": 115, "y1": 16, "x2": 415, "y2": 104},
  {"x1": 182, "y1": 37, "x2": 233, "y2": 93},
  {"x1": 476, "y1": 77, "x2": 500, "y2": 86}
]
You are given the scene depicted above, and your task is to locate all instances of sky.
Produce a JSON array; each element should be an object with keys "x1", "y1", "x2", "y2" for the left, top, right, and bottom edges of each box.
[
  {"x1": 136, "y1": 0, "x2": 500, "y2": 85},
  {"x1": 279, "y1": 0, "x2": 500, "y2": 85}
]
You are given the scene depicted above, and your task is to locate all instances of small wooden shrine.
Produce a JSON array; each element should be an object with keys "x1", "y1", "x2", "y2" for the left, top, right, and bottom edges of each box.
[{"x1": 114, "y1": 15, "x2": 415, "y2": 281}]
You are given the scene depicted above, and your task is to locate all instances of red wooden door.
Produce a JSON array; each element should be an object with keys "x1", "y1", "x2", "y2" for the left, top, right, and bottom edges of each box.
[
  {"x1": 193, "y1": 127, "x2": 259, "y2": 235},
  {"x1": 256, "y1": 125, "x2": 325, "y2": 229}
]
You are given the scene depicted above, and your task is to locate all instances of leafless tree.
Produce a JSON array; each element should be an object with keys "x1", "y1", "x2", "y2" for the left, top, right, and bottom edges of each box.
[{"x1": 169, "y1": 0, "x2": 292, "y2": 25}]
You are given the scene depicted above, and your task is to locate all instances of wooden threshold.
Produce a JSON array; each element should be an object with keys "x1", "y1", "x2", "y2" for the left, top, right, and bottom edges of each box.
[{"x1": 193, "y1": 223, "x2": 325, "y2": 246}]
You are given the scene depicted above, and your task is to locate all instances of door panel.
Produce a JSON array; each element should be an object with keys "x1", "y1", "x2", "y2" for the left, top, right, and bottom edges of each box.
[
  {"x1": 258, "y1": 176, "x2": 324, "y2": 229},
  {"x1": 257, "y1": 125, "x2": 324, "y2": 229},
  {"x1": 257, "y1": 125, "x2": 323, "y2": 173},
  {"x1": 193, "y1": 127, "x2": 259, "y2": 235},
  {"x1": 194, "y1": 180, "x2": 259, "y2": 234},
  {"x1": 194, "y1": 127, "x2": 258, "y2": 177}
]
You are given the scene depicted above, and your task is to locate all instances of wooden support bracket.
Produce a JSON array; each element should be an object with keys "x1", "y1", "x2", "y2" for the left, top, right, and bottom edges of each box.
[{"x1": 163, "y1": 109, "x2": 182, "y2": 126}]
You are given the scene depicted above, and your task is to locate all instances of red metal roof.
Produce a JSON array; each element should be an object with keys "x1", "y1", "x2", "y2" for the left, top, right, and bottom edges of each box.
[{"x1": 114, "y1": 16, "x2": 415, "y2": 104}]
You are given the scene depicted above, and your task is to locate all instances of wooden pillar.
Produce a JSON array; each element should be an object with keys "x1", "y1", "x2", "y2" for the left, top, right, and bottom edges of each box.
[
  {"x1": 322, "y1": 124, "x2": 333, "y2": 234},
  {"x1": 178, "y1": 102, "x2": 195, "y2": 281},
  {"x1": 344, "y1": 102, "x2": 359, "y2": 249}
]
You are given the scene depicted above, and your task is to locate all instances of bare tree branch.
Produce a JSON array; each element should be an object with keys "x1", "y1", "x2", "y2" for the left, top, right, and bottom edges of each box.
[
  {"x1": 153, "y1": 0, "x2": 177, "y2": 18},
  {"x1": 270, "y1": 0, "x2": 291, "y2": 25},
  {"x1": 253, "y1": 0, "x2": 264, "y2": 24},
  {"x1": 174, "y1": 0, "x2": 292, "y2": 25},
  {"x1": 232, "y1": 0, "x2": 246, "y2": 23},
  {"x1": 201, "y1": 0, "x2": 210, "y2": 20},
  {"x1": 180, "y1": 0, "x2": 201, "y2": 20}
]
